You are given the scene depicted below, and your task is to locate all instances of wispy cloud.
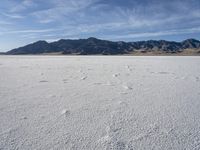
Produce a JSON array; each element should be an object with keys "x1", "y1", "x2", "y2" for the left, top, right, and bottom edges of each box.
[
  {"x1": 0, "y1": 20, "x2": 12, "y2": 25},
  {"x1": 1, "y1": 12, "x2": 24, "y2": 19},
  {"x1": 32, "y1": 0, "x2": 99, "y2": 23},
  {"x1": 10, "y1": 0, "x2": 37, "y2": 13},
  {"x1": 107, "y1": 27, "x2": 200, "y2": 40},
  {"x1": 1, "y1": 29, "x2": 60, "y2": 35}
]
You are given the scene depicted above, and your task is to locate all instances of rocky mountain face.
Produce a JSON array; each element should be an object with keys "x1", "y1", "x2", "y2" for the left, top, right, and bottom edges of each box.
[{"x1": 6, "y1": 37, "x2": 200, "y2": 55}]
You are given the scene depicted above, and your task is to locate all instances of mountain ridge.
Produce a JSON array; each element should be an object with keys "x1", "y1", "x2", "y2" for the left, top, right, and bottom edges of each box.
[{"x1": 6, "y1": 37, "x2": 200, "y2": 55}]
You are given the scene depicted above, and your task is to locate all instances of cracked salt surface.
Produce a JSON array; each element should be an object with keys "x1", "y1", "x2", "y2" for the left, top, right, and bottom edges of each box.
[{"x1": 0, "y1": 56, "x2": 200, "y2": 150}]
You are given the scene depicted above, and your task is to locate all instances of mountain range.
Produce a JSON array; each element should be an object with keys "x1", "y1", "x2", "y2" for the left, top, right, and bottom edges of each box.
[{"x1": 5, "y1": 37, "x2": 200, "y2": 55}]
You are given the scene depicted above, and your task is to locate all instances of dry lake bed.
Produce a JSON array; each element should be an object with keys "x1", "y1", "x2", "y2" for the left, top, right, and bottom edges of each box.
[{"x1": 0, "y1": 56, "x2": 200, "y2": 150}]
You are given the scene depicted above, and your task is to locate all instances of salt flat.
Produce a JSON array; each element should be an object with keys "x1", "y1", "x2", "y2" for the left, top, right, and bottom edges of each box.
[{"x1": 0, "y1": 56, "x2": 200, "y2": 150}]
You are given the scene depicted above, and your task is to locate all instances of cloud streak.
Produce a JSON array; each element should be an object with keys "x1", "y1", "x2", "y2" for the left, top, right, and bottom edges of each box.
[
  {"x1": 32, "y1": 0, "x2": 99, "y2": 23},
  {"x1": 9, "y1": 0, "x2": 37, "y2": 13},
  {"x1": 1, "y1": 12, "x2": 24, "y2": 19},
  {"x1": 106, "y1": 27, "x2": 200, "y2": 40}
]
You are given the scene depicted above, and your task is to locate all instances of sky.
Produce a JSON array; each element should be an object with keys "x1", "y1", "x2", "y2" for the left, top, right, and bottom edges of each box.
[{"x1": 0, "y1": 0, "x2": 200, "y2": 51}]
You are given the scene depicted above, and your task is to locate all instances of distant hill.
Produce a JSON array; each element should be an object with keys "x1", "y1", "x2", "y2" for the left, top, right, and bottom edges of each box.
[
  {"x1": 0, "y1": 52, "x2": 5, "y2": 55},
  {"x1": 6, "y1": 37, "x2": 200, "y2": 55}
]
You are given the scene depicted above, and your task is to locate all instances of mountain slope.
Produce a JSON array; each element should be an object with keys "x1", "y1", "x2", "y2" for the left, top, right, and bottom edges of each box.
[
  {"x1": 6, "y1": 38, "x2": 200, "y2": 55},
  {"x1": 7, "y1": 41, "x2": 59, "y2": 55}
]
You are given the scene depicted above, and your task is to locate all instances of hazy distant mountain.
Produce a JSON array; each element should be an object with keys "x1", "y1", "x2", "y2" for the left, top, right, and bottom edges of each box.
[{"x1": 6, "y1": 37, "x2": 200, "y2": 55}]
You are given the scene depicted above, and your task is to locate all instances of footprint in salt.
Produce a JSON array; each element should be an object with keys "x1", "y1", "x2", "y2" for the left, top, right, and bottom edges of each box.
[
  {"x1": 195, "y1": 77, "x2": 199, "y2": 82},
  {"x1": 81, "y1": 76, "x2": 87, "y2": 80},
  {"x1": 98, "y1": 126, "x2": 111, "y2": 143},
  {"x1": 125, "y1": 65, "x2": 130, "y2": 69},
  {"x1": 117, "y1": 101, "x2": 124, "y2": 105},
  {"x1": 120, "y1": 92, "x2": 128, "y2": 95},
  {"x1": 93, "y1": 82, "x2": 102, "y2": 85},
  {"x1": 63, "y1": 79, "x2": 68, "y2": 83},
  {"x1": 105, "y1": 82, "x2": 115, "y2": 86},
  {"x1": 125, "y1": 65, "x2": 132, "y2": 72},
  {"x1": 46, "y1": 95, "x2": 56, "y2": 98},
  {"x1": 158, "y1": 72, "x2": 170, "y2": 74},
  {"x1": 181, "y1": 76, "x2": 187, "y2": 80},
  {"x1": 113, "y1": 73, "x2": 120, "y2": 78},
  {"x1": 21, "y1": 66, "x2": 29, "y2": 68},
  {"x1": 39, "y1": 80, "x2": 48, "y2": 83},
  {"x1": 21, "y1": 116, "x2": 28, "y2": 120},
  {"x1": 122, "y1": 85, "x2": 132, "y2": 90},
  {"x1": 174, "y1": 76, "x2": 179, "y2": 79},
  {"x1": 61, "y1": 109, "x2": 70, "y2": 116}
]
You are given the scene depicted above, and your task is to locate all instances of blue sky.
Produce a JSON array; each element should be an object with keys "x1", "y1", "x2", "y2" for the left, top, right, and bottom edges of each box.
[{"x1": 0, "y1": 0, "x2": 200, "y2": 51}]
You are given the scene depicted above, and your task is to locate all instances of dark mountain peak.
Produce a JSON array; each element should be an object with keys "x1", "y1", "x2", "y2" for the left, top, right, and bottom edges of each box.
[
  {"x1": 27, "y1": 40, "x2": 50, "y2": 48},
  {"x1": 56, "y1": 39, "x2": 66, "y2": 42},
  {"x1": 7, "y1": 40, "x2": 56, "y2": 55},
  {"x1": 33, "y1": 40, "x2": 49, "y2": 45},
  {"x1": 56, "y1": 39, "x2": 73, "y2": 42},
  {"x1": 36, "y1": 40, "x2": 48, "y2": 43},
  {"x1": 85, "y1": 37, "x2": 103, "y2": 44},
  {"x1": 182, "y1": 38, "x2": 199, "y2": 43},
  {"x1": 87, "y1": 37, "x2": 99, "y2": 40},
  {"x1": 182, "y1": 38, "x2": 200, "y2": 49}
]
